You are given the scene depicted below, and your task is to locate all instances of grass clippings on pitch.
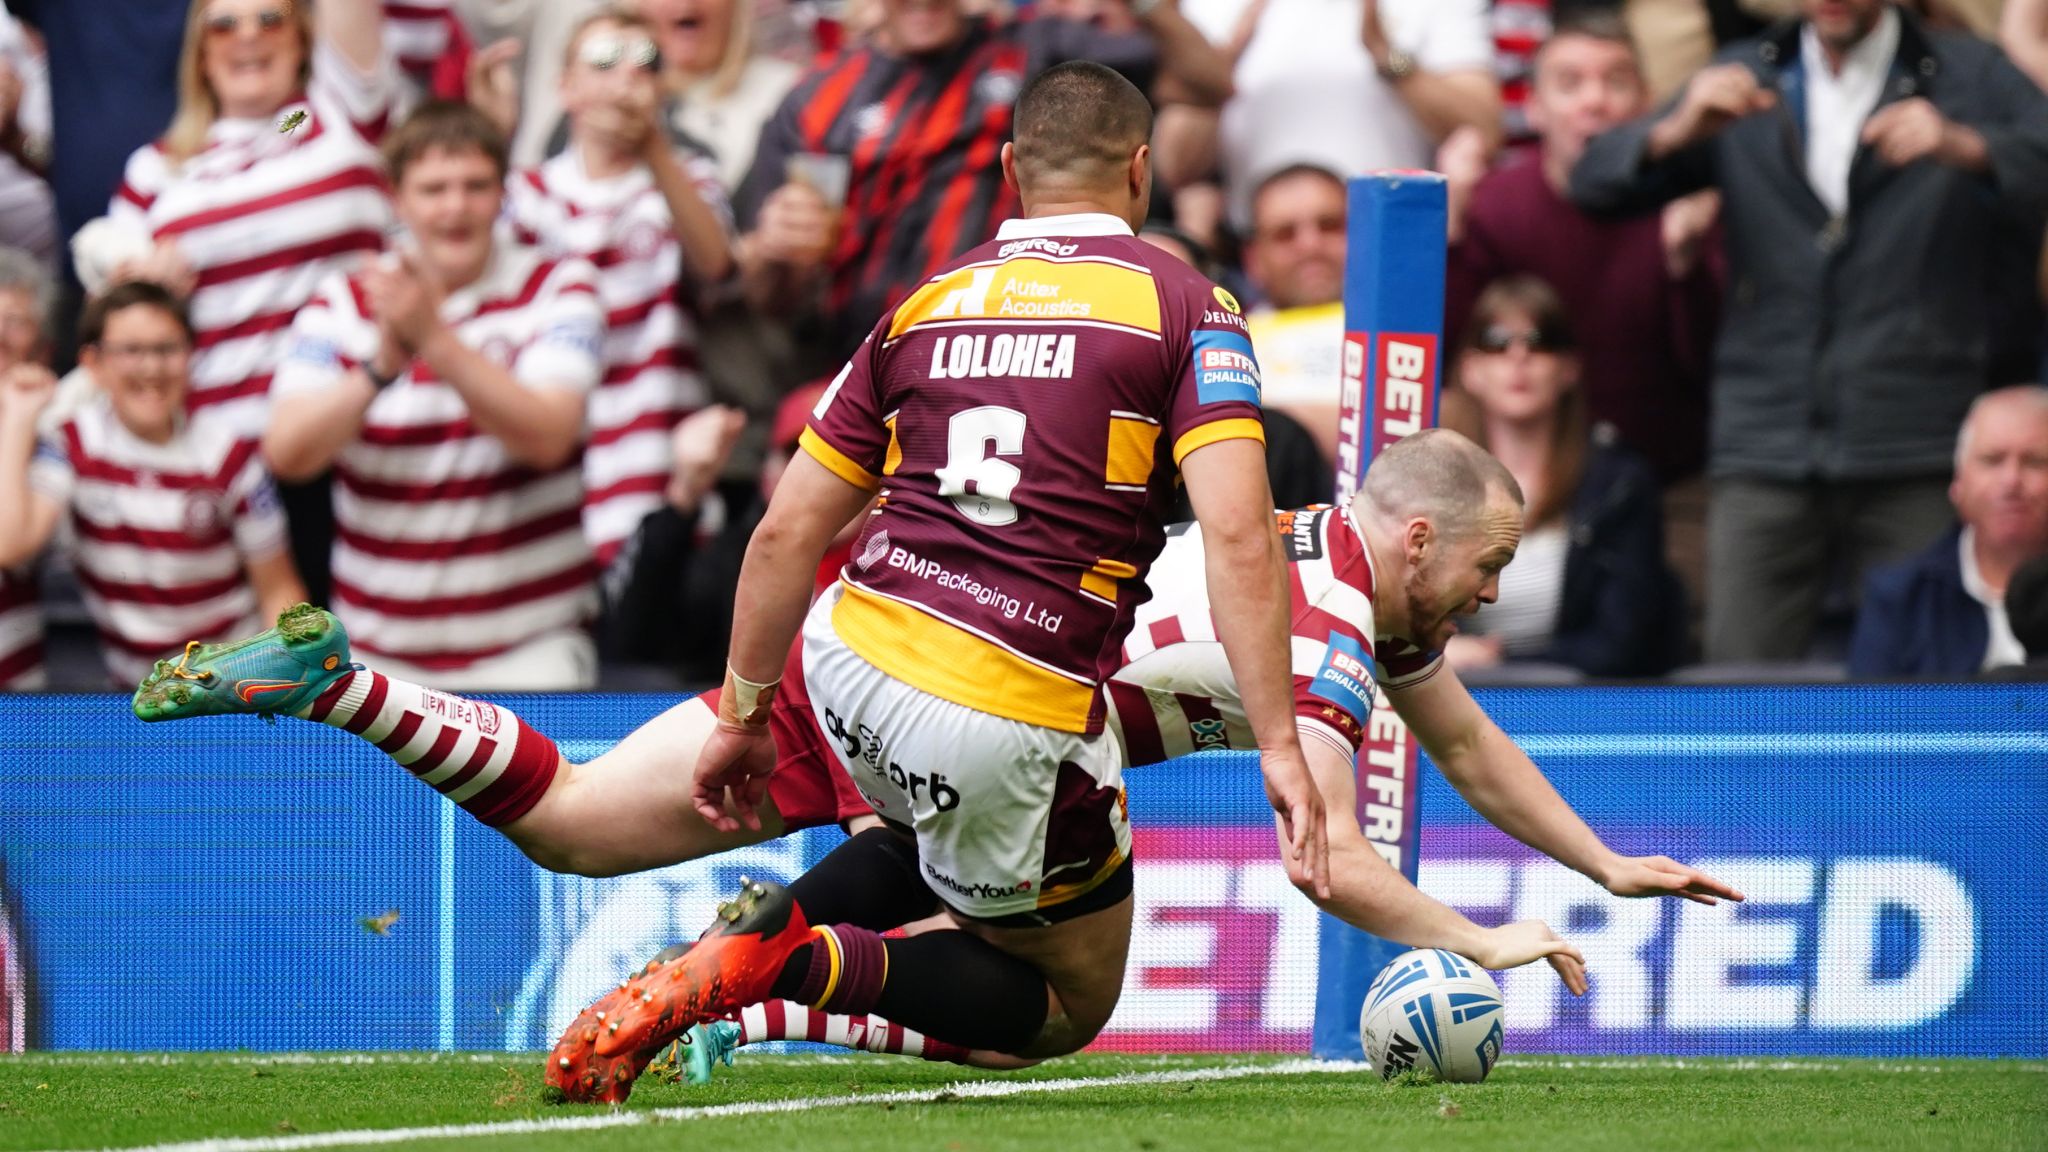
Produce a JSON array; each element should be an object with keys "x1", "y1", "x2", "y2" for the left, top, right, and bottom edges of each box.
[{"x1": 0, "y1": 1052, "x2": 2041, "y2": 1152}]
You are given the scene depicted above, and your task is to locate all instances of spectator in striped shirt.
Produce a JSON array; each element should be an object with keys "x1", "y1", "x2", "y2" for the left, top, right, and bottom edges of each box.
[
  {"x1": 733, "y1": 0, "x2": 1236, "y2": 361},
  {"x1": 504, "y1": 7, "x2": 735, "y2": 572},
  {"x1": 0, "y1": 281, "x2": 306, "y2": 686},
  {"x1": 492, "y1": 0, "x2": 805, "y2": 192},
  {"x1": 91, "y1": 0, "x2": 393, "y2": 439},
  {"x1": 75, "y1": 0, "x2": 395, "y2": 606},
  {"x1": 266, "y1": 104, "x2": 608, "y2": 691},
  {"x1": 382, "y1": 0, "x2": 472, "y2": 110},
  {"x1": 0, "y1": 246, "x2": 50, "y2": 689}
]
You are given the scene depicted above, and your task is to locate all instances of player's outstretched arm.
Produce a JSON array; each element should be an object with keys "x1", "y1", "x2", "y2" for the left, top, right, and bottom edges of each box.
[
  {"x1": 1391, "y1": 667, "x2": 1745, "y2": 906},
  {"x1": 1182, "y1": 437, "x2": 1328, "y2": 897},
  {"x1": 1290, "y1": 730, "x2": 1587, "y2": 994},
  {"x1": 698, "y1": 450, "x2": 874, "y2": 830}
]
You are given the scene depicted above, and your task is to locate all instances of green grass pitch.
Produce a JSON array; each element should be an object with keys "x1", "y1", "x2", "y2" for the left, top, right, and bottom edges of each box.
[{"x1": 0, "y1": 1052, "x2": 2041, "y2": 1152}]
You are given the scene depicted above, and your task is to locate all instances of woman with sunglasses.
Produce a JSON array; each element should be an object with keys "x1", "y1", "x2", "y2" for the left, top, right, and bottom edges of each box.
[
  {"x1": 86, "y1": 0, "x2": 389, "y2": 600},
  {"x1": 97, "y1": 1, "x2": 390, "y2": 438},
  {"x1": 1442, "y1": 274, "x2": 1685, "y2": 678}
]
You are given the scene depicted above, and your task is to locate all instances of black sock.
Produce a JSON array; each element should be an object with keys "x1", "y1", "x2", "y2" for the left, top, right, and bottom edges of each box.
[
  {"x1": 768, "y1": 923, "x2": 1050, "y2": 1052},
  {"x1": 873, "y1": 932, "x2": 1050, "y2": 1052},
  {"x1": 788, "y1": 826, "x2": 939, "y2": 929},
  {"x1": 770, "y1": 826, "x2": 940, "y2": 1001}
]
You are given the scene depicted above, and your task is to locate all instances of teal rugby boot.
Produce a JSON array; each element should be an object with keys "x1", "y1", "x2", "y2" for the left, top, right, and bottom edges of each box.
[
  {"x1": 681, "y1": 1020, "x2": 742, "y2": 1085},
  {"x1": 131, "y1": 603, "x2": 358, "y2": 722}
]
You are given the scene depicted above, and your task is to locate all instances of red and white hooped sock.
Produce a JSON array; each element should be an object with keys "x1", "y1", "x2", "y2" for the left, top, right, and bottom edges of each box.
[
  {"x1": 297, "y1": 670, "x2": 560, "y2": 826},
  {"x1": 732, "y1": 1001, "x2": 969, "y2": 1064}
]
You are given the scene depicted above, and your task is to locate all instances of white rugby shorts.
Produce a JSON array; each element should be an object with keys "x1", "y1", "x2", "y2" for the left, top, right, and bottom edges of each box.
[{"x1": 800, "y1": 585, "x2": 1132, "y2": 923}]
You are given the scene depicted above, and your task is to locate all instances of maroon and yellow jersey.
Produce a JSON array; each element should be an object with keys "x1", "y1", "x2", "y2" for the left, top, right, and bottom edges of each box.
[{"x1": 801, "y1": 212, "x2": 1265, "y2": 734}]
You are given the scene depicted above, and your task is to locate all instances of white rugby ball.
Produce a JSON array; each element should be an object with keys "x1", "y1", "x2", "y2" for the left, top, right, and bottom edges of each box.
[{"x1": 1359, "y1": 948, "x2": 1504, "y2": 1083}]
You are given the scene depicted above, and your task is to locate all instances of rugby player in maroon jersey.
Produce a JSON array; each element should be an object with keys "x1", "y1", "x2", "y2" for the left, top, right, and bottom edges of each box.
[
  {"x1": 128, "y1": 66, "x2": 1735, "y2": 1103},
  {"x1": 133, "y1": 433, "x2": 1740, "y2": 1087},
  {"x1": 549, "y1": 59, "x2": 1329, "y2": 1100}
]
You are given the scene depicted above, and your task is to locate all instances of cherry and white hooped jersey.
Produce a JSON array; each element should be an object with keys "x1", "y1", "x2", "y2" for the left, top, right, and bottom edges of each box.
[
  {"x1": 382, "y1": 0, "x2": 463, "y2": 104},
  {"x1": 505, "y1": 149, "x2": 729, "y2": 564},
  {"x1": 28, "y1": 396, "x2": 287, "y2": 685},
  {"x1": 1107, "y1": 504, "x2": 1443, "y2": 766},
  {"x1": 0, "y1": 570, "x2": 42, "y2": 690},
  {"x1": 108, "y1": 42, "x2": 395, "y2": 441},
  {"x1": 272, "y1": 244, "x2": 606, "y2": 673}
]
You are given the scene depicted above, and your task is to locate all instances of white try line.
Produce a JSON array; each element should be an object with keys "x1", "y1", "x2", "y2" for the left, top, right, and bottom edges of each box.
[{"x1": 49, "y1": 1060, "x2": 1373, "y2": 1152}]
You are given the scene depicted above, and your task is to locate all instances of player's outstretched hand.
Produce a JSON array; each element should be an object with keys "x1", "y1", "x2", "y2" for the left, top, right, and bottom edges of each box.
[
  {"x1": 1474, "y1": 919, "x2": 1588, "y2": 996},
  {"x1": 1260, "y1": 744, "x2": 1330, "y2": 900},
  {"x1": 692, "y1": 722, "x2": 778, "y2": 833},
  {"x1": 1602, "y1": 854, "x2": 1745, "y2": 905}
]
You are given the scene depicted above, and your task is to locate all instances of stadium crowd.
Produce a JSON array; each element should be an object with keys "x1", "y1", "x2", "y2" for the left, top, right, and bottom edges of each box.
[{"x1": 0, "y1": 0, "x2": 2043, "y2": 692}]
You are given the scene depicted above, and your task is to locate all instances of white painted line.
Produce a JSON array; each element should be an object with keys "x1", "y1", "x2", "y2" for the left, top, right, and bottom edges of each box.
[{"x1": 43, "y1": 1060, "x2": 1371, "y2": 1152}]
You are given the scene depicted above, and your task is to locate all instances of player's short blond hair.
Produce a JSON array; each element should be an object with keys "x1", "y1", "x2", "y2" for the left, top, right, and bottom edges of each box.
[{"x1": 1360, "y1": 428, "x2": 1523, "y2": 540}]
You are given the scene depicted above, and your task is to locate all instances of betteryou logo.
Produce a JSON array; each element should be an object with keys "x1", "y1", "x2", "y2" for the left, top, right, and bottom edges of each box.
[{"x1": 926, "y1": 861, "x2": 1032, "y2": 902}]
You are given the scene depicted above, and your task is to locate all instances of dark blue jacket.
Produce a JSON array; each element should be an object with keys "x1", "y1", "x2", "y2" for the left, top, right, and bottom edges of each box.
[
  {"x1": 1848, "y1": 526, "x2": 1987, "y2": 678},
  {"x1": 1536, "y1": 432, "x2": 1687, "y2": 677},
  {"x1": 1572, "y1": 9, "x2": 2048, "y2": 482}
]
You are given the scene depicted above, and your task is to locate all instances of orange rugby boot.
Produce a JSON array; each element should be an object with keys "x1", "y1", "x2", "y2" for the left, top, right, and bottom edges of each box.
[
  {"x1": 544, "y1": 945, "x2": 692, "y2": 1104},
  {"x1": 593, "y1": 877, "x2": 811, "y2": 1060}
]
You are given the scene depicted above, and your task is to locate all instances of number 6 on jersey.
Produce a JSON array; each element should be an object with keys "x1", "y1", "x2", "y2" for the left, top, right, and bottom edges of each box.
[{"x1": 935, "y1": 405, "x2": 1026, "y2": 526}]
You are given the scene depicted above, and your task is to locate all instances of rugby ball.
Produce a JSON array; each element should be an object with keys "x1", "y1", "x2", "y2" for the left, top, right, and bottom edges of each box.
[{"x1": 1360, "y1": 948, "x2": 1504, "y2": 1083}]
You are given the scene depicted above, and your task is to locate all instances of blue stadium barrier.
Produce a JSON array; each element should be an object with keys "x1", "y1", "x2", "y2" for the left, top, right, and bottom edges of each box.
[{"x1": 0, "y1": 684, "x2": 2042, "y2": 1058}]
